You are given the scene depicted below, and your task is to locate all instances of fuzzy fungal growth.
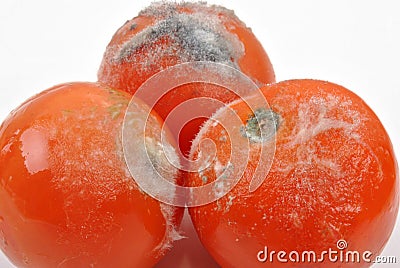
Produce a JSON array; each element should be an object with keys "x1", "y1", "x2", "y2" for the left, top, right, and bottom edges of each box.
[
  {"x1": 97, "y1": 0, "x2": 277, "y2": 96},
  {"x1": 113, "y1": 2, "x2": 245, "y2": 73}
]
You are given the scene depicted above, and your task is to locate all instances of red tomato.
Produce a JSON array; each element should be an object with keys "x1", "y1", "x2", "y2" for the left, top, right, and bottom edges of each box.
[
  {"x1": 0, "y1": 82, "x2": 183, "y2": 268},
  {"x1": 97, "y1": 2, "x2": 275, "y2": 156},
  {"x1": 188, "y1": 79, "x2": 399, "y2": 267}
]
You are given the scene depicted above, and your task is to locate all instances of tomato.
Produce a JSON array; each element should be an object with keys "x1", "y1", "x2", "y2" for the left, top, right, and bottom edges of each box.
[
  {"x1": 97, "y1": 2, "x2": 275, "y2": 156},
  {"x1": 0, "y1": 82, "x2": 183, "y2": 268},
  {"x1": 188, "y1": 79, "x2": 399, "y2": 267}
]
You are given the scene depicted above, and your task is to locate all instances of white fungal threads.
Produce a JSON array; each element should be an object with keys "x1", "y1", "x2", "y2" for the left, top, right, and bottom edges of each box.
[
  {"x1": 263, "y1": 91, "x2": 381, "y2": 237},
  {"x1": 123, "y1": 106, "x2": 180, "y2": 205},
  {"x1": 155, "y1": 203, "x2": 185, "y2": 256},
  {"x1": 123, "y1": 105, "x2": 183, "y2": 254},
  {"x1": 287, "y1": 95, "x2": 359, "y2": 147}
]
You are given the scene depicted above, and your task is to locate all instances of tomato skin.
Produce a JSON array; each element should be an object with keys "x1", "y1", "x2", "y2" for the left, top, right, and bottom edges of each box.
[
  {"x1": 97, "y1": 2, "x2": 275, "y2": 156},
  {"x1": 0, "y1": 82, "x2": 183, "y2": 268},
  {"x1": 188, "y1": 79, "x2": 399, "y2": 267}
]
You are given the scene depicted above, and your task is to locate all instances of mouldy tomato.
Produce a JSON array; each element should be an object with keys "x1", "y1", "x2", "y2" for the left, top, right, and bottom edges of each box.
[
  {"x1": 98, "y1": 2, "x2": 275, "y2": 156},
  {"x1": 0, "y1": 82, "x2": 183, "y2": 268},
  {"x1": 188, "y1": 79, "x2": 399, "y2": 267}
]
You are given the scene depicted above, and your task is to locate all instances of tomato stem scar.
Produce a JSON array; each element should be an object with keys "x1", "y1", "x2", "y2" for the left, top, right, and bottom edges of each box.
[{"x1": 241, "y1": 108, "x2": 280, "y2": 143}]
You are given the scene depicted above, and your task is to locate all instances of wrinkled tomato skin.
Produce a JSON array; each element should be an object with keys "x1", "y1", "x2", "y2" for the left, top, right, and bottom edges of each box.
[
  {"x1": 97, "y1": 2, "x2": 275, "y2": 156},
  {"x1": 0, "y1": 82, "x2": 183, "y2": 268},
  {"x1": 189, "y1": 80, "x2": 399, "y2": 267}
]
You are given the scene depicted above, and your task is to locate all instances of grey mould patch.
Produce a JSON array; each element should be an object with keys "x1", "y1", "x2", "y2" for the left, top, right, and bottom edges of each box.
[
  {"x1": 139, "y1": 2, "x2": 235, "y2": 19},
  {"x1": 241, "y1": 108, "x2": 281, "y2": 143},
  {"x1": 117, "y1": 2, "x2": 244, "y2": 69},
  {"x1": 139, "y1": 1, "x2": 182, "y2": 18}
]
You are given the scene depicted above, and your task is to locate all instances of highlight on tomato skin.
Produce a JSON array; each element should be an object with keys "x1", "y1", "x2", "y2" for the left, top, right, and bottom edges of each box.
[
  {"x1": 97, "y1": 1, "x2": 276, "y2": 156},
  {"x1": 0, "y1": 82, "x2": 183, "y2": 268},
  {"x1": 188, "y1": 79, "x2": 399, "y2": 267}
]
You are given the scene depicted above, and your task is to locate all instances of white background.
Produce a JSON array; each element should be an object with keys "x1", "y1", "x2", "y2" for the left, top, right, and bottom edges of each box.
[{"x1": 0, "y1": 0, "x2": 399, "y2": 267}]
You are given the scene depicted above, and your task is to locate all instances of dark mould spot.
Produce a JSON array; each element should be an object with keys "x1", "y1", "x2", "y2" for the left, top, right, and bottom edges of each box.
[
  {"x1": 241, "y1": 108, "x2": 281, "y2": 143},
  {"x1": 130, "y1": 23, "x2": 138, "y2": 31}
]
